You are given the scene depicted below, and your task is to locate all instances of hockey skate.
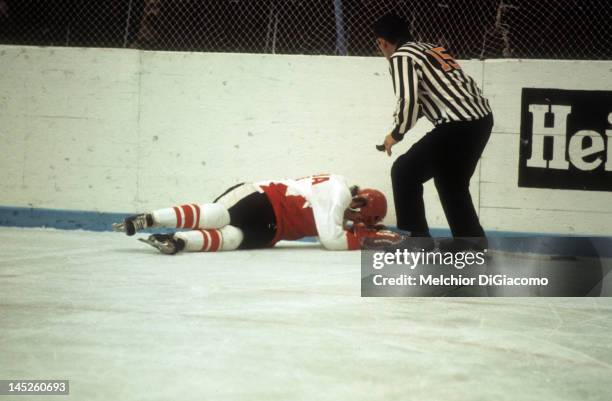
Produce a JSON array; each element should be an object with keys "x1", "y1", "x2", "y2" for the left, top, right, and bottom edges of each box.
[
  {"x1": 138, "y1": 234, "x2": 185, "y2": 255},
  {"x1": 112, "y1": 213, "x2": 154, "y2": 236}
]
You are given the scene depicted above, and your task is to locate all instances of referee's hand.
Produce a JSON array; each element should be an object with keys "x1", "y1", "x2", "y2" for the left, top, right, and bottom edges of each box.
[{"x1": 383, "y1": 134, "x2": 398, "y2": 156}]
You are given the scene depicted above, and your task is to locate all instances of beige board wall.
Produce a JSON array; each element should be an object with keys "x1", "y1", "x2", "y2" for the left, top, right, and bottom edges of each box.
[
  {"x1": 1, "y1": 46, "x2": 609, "y2": 234},
  {"x1": 0, "y1": 46, "x2": 141, "y2": 212}
]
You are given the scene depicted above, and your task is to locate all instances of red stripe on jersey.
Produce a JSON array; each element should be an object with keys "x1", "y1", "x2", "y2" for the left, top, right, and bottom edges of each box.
[
  {"x1": 173, "y1": 206, "x2": 182, "y2": 228},
  {"x1": 193, "y1": 204, "x2": 201, "y2": 229},
  {"x1": 209, "y1": 230, "x2": 221, "y2": 252},
  {"x1": 199, "y1": 229, "x2": 209, "y2": 251},
  {"x1": 182, "y1": 204, "x2": 194, "y2": 229}
]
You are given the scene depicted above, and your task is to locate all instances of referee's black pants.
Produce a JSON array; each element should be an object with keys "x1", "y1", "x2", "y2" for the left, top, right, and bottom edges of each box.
[{"x1": 391, "y1": 114, "x2": 493, "y2": 238}]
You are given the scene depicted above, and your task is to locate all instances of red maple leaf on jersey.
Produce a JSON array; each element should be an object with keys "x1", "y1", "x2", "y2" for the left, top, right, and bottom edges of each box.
[{"x1": 260, "y1": 182, "x2": 318, "y2": 243}]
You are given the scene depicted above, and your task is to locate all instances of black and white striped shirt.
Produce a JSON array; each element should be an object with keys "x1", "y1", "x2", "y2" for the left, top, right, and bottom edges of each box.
[{"x1": 388, "y1": 42, "x2": 492, "y2": 141}]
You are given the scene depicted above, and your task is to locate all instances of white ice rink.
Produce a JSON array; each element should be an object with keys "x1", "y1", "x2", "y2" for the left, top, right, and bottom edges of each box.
[{"x1": 1, "y1": 227, "x2": 612, "y2": 401}]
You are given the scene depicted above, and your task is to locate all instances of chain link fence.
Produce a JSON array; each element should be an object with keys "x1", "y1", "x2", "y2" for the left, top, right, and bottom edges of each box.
[{"x1": 0, "y1": 0, "x2": 609, "y2": 59}]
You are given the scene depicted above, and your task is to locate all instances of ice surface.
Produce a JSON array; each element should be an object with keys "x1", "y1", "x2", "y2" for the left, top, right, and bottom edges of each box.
[{"x1": 1, "y1": 227, "x2": 611, "y2": 401}]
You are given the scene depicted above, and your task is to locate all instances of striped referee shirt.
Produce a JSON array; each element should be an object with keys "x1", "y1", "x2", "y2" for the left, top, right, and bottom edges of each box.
[{"x1": 388, "y1": 42, "x2": 492, "y2": 141}]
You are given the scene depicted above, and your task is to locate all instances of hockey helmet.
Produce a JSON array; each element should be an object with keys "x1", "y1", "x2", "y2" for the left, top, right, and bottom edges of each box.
[{"x1": 349, "y1": 188, "x2": 387, "y2": 226}]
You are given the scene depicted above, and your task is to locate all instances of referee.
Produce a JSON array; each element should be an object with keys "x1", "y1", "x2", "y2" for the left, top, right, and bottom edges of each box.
[{"x1": 374, "y1": 13, "x2": 493, "y2": 242}]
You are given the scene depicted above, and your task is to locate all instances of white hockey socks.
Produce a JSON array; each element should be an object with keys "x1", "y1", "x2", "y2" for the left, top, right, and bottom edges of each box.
[
  {"x1": 174, "y1": 225, "x2": 244, "y2": 252},
  {"x1": 151, "y1": 203, "x2": 230, "y2": 230}
]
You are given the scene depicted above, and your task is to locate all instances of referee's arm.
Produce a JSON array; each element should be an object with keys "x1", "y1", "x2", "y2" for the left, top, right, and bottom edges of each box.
[{"x1": 389, "y1": 55, "x2": 420, "y2": 142}]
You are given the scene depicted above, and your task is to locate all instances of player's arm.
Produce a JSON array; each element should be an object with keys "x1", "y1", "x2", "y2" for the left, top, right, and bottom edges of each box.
[
  {"x1": 310, "y1": 181, "x2": 354, "y2": 250},
  {"x1": 389, "y1": 55, "x2": 420, "y2": 142},
  {"x1": 311, "y1": 178, "x2": 398, "y2": 251}
]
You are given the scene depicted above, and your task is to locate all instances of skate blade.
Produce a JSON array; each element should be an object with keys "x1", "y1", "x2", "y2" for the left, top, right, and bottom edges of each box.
[
  {"x1": 112, "y1": 222, "x2": 126, "y2": 232},
  {"x1": 138, "y1": 237, "x2": 176, "y2": 255}
]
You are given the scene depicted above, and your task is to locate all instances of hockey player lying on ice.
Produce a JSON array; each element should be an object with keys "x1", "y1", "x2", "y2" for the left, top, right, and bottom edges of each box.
[{"x1": 113, "y1": 174, "x2": 401, "y2": 254}]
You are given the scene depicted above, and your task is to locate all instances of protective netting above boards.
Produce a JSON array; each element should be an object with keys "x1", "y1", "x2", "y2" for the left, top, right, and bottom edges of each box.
[{"x1": 0, "y1": 0, "x2": 610, "y2": 59}]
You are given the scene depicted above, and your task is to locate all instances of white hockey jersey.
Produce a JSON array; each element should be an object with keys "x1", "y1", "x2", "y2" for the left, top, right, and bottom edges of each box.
[{"x1": 255, "y1": 174, "x2": 360, "y2": 250}]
